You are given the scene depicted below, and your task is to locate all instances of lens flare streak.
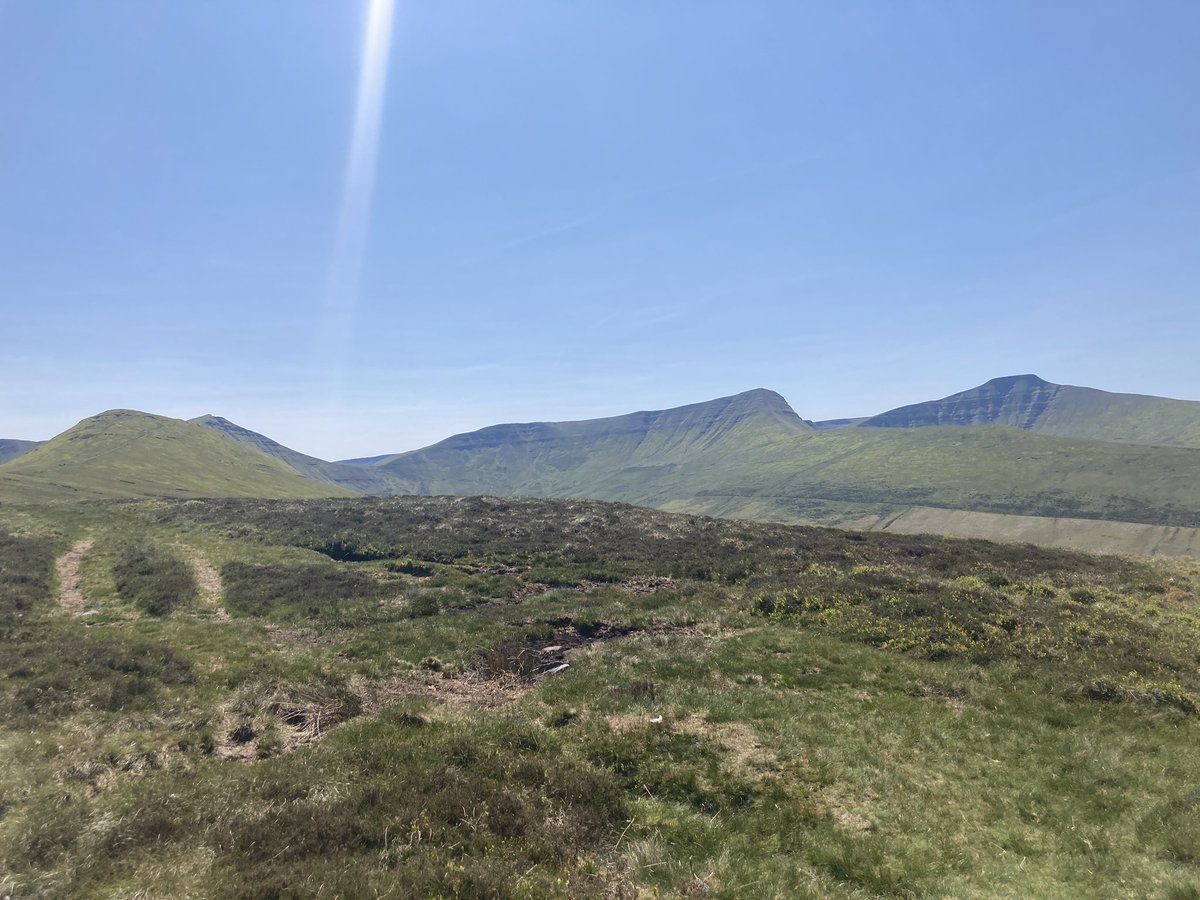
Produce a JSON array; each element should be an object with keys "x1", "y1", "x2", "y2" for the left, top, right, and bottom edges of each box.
[{"x1": 317, "y1": 0, "x2": 396, "y2": 377}]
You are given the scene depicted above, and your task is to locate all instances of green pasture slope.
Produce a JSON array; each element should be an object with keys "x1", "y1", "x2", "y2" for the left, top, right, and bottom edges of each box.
[
  {"x1": 0, "y1": 410, "x2": 356, "y2": 503},
  {"x1": 1, "y1": 494, "x2": 1198, "y2": 897},
  {"x1": 190, "y1": 414, "x2": 409, "y2": 496}
]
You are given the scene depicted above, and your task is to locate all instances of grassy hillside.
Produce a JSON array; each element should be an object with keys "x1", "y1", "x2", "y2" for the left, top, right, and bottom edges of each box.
[
  {"x1": 862, "y1": 374, "x2": 1200, "y2": 449},
  {"x1": 11, "y1": 386, "x2": 1200, "y2": 559},
  {"x1": 359, "y1": 387, "x2": 813, "y2": 495},
  {"x1": 191, "y1": 414, "x2": 408, "y2": 495},
  {"x1": 357, "y1": 393, "x2": 1200, "y2": 530},
  {"x1": 2, "y1": 495, "x2": 1198, "y2": 897},
  {"x1": 669, "y1": 425, "x2": 1200, "y2": 527},
  {"x1": 0, "y1": 410, "x2": 357, "y2": 502}
]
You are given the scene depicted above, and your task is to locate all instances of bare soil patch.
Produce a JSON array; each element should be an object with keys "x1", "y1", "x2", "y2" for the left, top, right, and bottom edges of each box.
[
  {"x1": 351, "y1": 670, "x2": 530, "y2": 714},
  {"x1": 55, "y1": 538, "x2": 94, "y2": 617},
  {"x1": 189, "y1": 552, "x2": 229, "y2": 621},
  {"x1": 215, "y1": 616, "x2": 700, "y2": 762}
]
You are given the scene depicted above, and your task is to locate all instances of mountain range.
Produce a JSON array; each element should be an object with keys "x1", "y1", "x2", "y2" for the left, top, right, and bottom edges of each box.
[{"x1": 3, "y1": 375, "x2": 1199, "y2": 555}]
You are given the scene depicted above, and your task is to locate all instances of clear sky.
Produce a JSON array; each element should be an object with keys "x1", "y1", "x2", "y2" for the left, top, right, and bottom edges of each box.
[{"x1": 2, "y1": 1, "x2": 1198, "y2": 459}]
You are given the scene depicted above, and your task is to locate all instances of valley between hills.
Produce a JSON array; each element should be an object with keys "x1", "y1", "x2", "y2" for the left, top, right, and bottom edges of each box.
[{"x1": 2, "y1": 376, "x2": 1199, "y2": 897}]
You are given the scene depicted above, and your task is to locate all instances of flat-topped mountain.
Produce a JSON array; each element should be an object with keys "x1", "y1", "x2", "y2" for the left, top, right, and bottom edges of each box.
[
  {"x1": 348, "y1": 388, "x2": 809, "y2": 466},
  {"x1": 0, "y1": 410, "x2": 355, "y2": 502},
  {"x1": 861, "y1": 374, "x2": 1200, "y2": 448}
]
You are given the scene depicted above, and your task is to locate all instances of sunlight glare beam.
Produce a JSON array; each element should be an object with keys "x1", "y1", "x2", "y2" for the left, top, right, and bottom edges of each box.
[{"x1": 316, "y1": 0, "x2": 396, "y2": 385}]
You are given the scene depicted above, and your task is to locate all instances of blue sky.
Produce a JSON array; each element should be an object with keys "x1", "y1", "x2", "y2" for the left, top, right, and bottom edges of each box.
[{"x1": 2, "y1": 1, "x2": 1198, "y2": 458}]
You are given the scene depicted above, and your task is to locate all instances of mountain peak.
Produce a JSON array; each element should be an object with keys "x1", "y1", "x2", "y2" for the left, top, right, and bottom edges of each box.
[
  {"x1": 978, "y1": 374, "x2": 1054, "y2": 391},
  {"x1": 0, "y1": 409, "x2": 354, "y2": 502},
  {"x1": 687, "y1": 388, "x2": 805, "y2": 425},
  {"x1": 733, "y1": 387, "x2": 799, "y2": 411},
  {"x1": 861, "y1": 375, "x2": 1063, "y2": 430}
]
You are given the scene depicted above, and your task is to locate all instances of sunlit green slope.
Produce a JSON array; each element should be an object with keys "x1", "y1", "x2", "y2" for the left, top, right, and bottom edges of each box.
[
  {"x1": 354, "y1": 387, "x2": 813, "y2": 495},
  {"x1": 0, "y1": 410, "x2": 357, "y2": 502},
  {"x1": 357, "y1": 391, "x2": 1200, "y2": 529},
  {"x1": 190, "y1": 414, "x2": 408, "y2": 495}
]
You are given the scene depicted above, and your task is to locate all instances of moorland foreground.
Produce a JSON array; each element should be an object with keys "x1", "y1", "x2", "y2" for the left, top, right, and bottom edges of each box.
[{"x1": 2, "y1": 495, "x2": 1199, "y2": 898}]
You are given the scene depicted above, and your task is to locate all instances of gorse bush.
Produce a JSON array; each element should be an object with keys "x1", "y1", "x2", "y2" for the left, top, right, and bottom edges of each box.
[
  {"x1": 750, "y1": 559, "x2": 1199, "y2": 704},
  {"x1": 113, "y1": 544, "x2": 198, "y2": 615}
]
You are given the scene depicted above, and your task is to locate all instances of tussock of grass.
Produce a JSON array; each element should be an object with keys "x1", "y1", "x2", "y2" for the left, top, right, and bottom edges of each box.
[
  {"x1": 2, "y1": 629, "x2": 194, "y2": 720},
  {"x1": 112, "y1": 544, "x2": 198, "y2": 615},
  {"x1": 0, "y1": 530, "x2": 56, "y2": 621},
  {"x1": 220, "y1": 560, "x2": 388, "y2": 622}
]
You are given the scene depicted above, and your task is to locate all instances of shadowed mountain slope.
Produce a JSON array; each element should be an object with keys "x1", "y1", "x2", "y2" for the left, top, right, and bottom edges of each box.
[
  {"x1": 861, "y1": 374, "x2": 1200, "y2": 448},
  {"x1": 0, "y1": 410, "x2": 356, "y2": 502},
  {"x1": 191, "y1": 415, "x2": 408, "y2": 495},
  {"x1": 0, "y1": 439, "x2": 42, "y2": 465}
]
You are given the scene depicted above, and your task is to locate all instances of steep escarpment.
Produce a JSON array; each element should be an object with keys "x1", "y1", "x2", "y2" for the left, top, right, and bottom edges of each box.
[
  {"x1": 861, "y1": 375, "x2": 1063, "y2": 430},
  {"x1": 861, "y1": 375, "x2": 1200, "y2": 448}
]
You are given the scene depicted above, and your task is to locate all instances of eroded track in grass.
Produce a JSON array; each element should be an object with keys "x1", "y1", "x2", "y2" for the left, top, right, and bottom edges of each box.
[
  {"x1": 54, "y1": 538, "x2": 93, "y2": 616},
  {"x1": 188, "y1": 551, "x2": 229, "y2": 621}
]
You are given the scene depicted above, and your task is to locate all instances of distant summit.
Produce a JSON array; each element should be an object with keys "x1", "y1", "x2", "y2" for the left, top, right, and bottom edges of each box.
[
  {"x1": 860, "y1": 375, "x2": 1200, "y2": 449},
  {"x1": 861, "y1": 375, "x2": 1062, "y2": 430},
  {"x1": 342, "y1": 388, "x2": 814, "y2": 496}
]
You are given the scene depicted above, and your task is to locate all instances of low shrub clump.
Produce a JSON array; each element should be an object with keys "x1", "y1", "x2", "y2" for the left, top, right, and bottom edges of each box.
[
  {"x1": 2, "y1": 629, "x2": 194, "y2": 720},
  {"x1": 221, "y1": 561, "x2": 387, "y2": 622},
  {"x1": 113, "y1": 544, "x2": 198, "y2": 615},
  {"x1": 0, "y1": 531, "x2": 56, "y2": 622}
]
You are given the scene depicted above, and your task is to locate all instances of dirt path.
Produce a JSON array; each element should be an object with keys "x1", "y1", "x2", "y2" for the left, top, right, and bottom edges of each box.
[
  {"x1": 189, "y1": 553, "x2": 229, "y2": 621},
  {"x1": 55, "y1": 539, "x2": 94, "y2": 616}
]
